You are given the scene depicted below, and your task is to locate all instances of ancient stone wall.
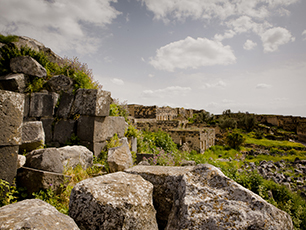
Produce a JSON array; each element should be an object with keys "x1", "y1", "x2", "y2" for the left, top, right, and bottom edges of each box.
[
  {"x1": 127, "y1": 104, "x2": 157, "y2": 119},
  {"x1": 169, "y1": 128, "x2": 215, "y2": 153}
]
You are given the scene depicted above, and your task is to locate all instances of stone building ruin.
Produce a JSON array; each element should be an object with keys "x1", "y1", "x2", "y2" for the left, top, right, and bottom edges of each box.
[{"x1": 128, "y1": 104, "x2": 215, "y2": 153}]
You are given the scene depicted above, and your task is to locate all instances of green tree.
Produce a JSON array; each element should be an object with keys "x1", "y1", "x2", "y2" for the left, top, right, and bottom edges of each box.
[{"x1": 225, "y1": 130, "x2": 245, "y2": 150}]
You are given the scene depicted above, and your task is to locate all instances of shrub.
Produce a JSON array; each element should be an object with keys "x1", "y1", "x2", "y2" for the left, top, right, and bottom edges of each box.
[
  {"x1": 0, "y1": 34, "x2": 19, "y2": 44},
  {"x1": 225, "y1": 130, "x2": 245, "y2": 150},
  {"x1": 238, "y1": 112, "x2": 257, "y2": 132},
  {"x1": 109, "y1": 99, "x2": 128, "y2": 121},
  {"x1": 219, "y1": 117, "x2": 237, "y2": 130}
]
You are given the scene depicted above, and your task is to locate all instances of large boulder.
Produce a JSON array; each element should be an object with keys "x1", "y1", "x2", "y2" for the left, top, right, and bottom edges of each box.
[
  {"x1": 126, "y1": 165, "x2": 193, "y2": 229},
  {"x1": 71, "y1": 89, "x2": 111, "y2": 116},
  {"x1": 29, "y1": 91, "x2": 59, "y2": 117},
  {"x1": 107, "y1": 138, "x2": 133, "y2": 173},
  {"x1": 20, "y1": 121, "x2": 45, "y2": 153},
  {"x1": 126, "y1": 164, "x2": 293, "y2": 230},
  {"x1": 0, "y1": 199, "x2": 79, "y2": 230},
  {"x1": 69, "y1": 172, "x2": 158, "y2": 230},
  {"x1": 0, "y1": 73, "x2": 27, "y2": 93},
  {"x1": 47, "y1": 75, "x2": 74, "y2": 93},
  {"x1": 10, "y1": 56, "x2": 47, "y2": 78},
  {"x1": 16, "y1": 167, "x2": 70, "y2": 195},
  {"x1": 24, "y1": 148, "x2": 64, "y2": 173},
  {"x1": 0, "y1": 90, "x2": 24, "y2": 146},
  {"x1": 13, "y1": 36, "x2": 62, "y2": 63},
  {"x1": 58, "y1": 145, "x2": 93, "y2": 170}
]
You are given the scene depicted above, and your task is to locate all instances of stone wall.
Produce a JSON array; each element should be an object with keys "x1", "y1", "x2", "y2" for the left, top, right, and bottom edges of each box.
[
  {"x1": 127, "y1": 104, "x2": 157, "y2": 119},
  {"x1": 169, "y1": 128, "x2": 215, "y2": 153}
]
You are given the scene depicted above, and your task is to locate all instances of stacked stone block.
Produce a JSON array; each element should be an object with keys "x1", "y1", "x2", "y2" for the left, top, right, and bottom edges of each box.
[{"x1": 0, "y1": 90, "x2": 24, "y2": 185}]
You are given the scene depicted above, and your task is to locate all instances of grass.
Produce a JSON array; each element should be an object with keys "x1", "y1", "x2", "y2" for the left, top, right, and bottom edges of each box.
[{"x1": 244, "y1": 133, "x2": 305, "y2": 149}]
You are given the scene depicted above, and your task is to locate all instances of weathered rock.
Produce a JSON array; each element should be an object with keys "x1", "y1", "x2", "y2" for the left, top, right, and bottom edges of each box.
[
  {"x1": 19, "y1": 121, "x2": 45, "y2": 153},
  {"x1": 71, "y1": 89, "x2": 111, "y2": 116},
  {"x1": 77, "y1": 116, "x2": 126, "y2": 156},
  {"x1": 13, "y1": 36, "x2": 62, "y2": 63},
  {"x1": 136, "y1": 153, "x2": 154, "y2": 164},
  {"x1": 0, "y1": 90, "x2": 24, "y2": 145},
  {"x1": 125, "y1": 165, "x2": 193, "y2": 229},
  {"x1": 107, "y1": 138, "x2": 133, "y2": 173},
  {"x1": 69, "y1": 172, "x2": 158, "y2": 230},
  {"x1": 125, "y1": 164, "x2": 293, "y2": 230},
  {"x1": 40, "y1": 117, "x2": 54, "y2": 143},
  {"x1": 57, "y1": 92, "x2": 75, "y2": 118},
  {"x1": 53, "y1": 119, "x2": 76, "y2": 145},
  {"x1": 0, "y1": 146, "x2": 18, "y2": 185},
  {"x1": 77, "y1": 116, "x2": 125, "y2": 144},
  {"x1": 0, "y1": 73, "x2": 27, "y2": 93},
  {"x1": 47, "y1": 75, "x2": 74, "y2": 93},
  {"x1": 29, "y1": 91, "x2": 59, "y2": 117},
  {"x1": 23, "y1": 93, "x2": 30, "y2": 118},
  {"x1": 0, "y1": 199, "x2": 79, "y2": 230},
  {"x1": 58, "y1": 145, "x2": 93, "y2": 170},
  {"x1": 16, "y1": 167, "x2": 70, "y2": 195},
  {"x1": 180, "y1": 160, "x2": 196, "y2": 166},
  {"x1": 24, "y1": 148, "x2": 64, "y2": 173},
  {"x1": 16, "y1": 154, "x2": 26, "y2": 169},
  {"x1": 10, "y1": 56, "x2": 47, "y2": 78}
]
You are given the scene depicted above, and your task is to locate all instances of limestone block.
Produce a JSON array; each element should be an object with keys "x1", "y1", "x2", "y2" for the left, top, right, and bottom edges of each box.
[
  {"x1": 107, "y1": 138, "x2": 133, "y2": 173},
  {"x1": 125, "y1": 165, "x2": 193, "y2": 229},
  {"x1": 0, "y1": 146, "x2": 18, "y2": 185},
  {"x1": 57, "y1": 92, "x2": 75, "y2": 118},
  {"x1": 16, "y1": 167, "x2": 69, "y2": 195},
  {"x1": 10, "y1": 56, "x2": 47, "y2": 78},
  {"x1": 47, "y1": 75, "x2": 74, "y2": 93},
  {"x1": 0, "y1": 199, "x2": 80, "y2": 230},
  {"x1": 69, "y1": 172, "x2": 158, "y2": 230},
  {"x1": 29, "y1": 92, "x2": 59, "y2": 117},
  {"x1": 17, "y1": 154, "x2": 26, "y2": 168},
  {"x1": 77, "y1": 116, "x2": 125, "y2": 143},
  {"x1": 19, "y1": 121, "x2": 45, "y2": 153},
  {"x1": 71, "y1": 89, "x2": 111, "y2": 116},
  {"x1": 58, "y1": 145, "x2": 93, "y2": 170},
  {"x1": 24, "y1": 148, "x2": 64, "y2": 173},
  {"x1": 0, "y1": 73, "x2": 27, "y2": 93},
  {"x1": 125, "y1": 164, "x2": 293, "y2": 230},
  {"x1": 0, "y1": 90, "x2": 24, "y2": 146},
  {"x1": 53, "y1": 119, "x2": 76, "y2": 145},
  {"x1": 41, "y1": 118, "x2": 54, "y2": 144}
]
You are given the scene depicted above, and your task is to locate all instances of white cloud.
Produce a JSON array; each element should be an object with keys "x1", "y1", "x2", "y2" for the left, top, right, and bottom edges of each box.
[
  {"x1": 302, "y1": 30, "x2": 306, "y2": 40},
  {"x1": 202, "y1": 80, "x2": 227, "y2": 89},
  {"x1": 260, "y1": 27, "x2": 295, "y2": 52},
  {"x1": 139, "y1": 0, "x2": 298, "y2": 22},
  {"x1": 148, "y1": 74, "x2": 154, "y2": 78},
  {"x1": 0, "y1": 0, "x2": 121, "y2": 54},
  {"x1": 227, "y1": 16, "x2": 271, "y2": 35},
  {"x1": 256, "y1": 83, "x2": 272, "y2": 89},
  {"x1": 243, "y1": 39, "x2": 257, "y2": 50},
  {"x1": 149, "y1": 36, "x2": 236, "y2": 72},
  {"x1": 111, "y1": 78, "x2": 124, "y2": 85},
  {"x1": 214, "y1": 30, "x2": 236, "y2": 41},
  {"x1": 142, "y1": 86, "x2": 191, "y2": 98}
]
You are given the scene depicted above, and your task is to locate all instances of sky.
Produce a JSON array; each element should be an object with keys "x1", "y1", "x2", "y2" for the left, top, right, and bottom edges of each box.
[{"x1": 1, "y1": 0, "x2": 306, "y2": 116}]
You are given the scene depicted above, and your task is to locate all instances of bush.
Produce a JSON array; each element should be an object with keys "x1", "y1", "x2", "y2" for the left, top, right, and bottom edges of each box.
[
  {"x1": 109, "y1": 99, "x2": 128, "y2": 121},
  {"x1": 0, "y1": 34, "x2": 19, "y2": 44},
  {"x1": 238, "y1": 112, "x2": 257, "y2": 132},
  {"x1": 225, "y1": 130, "x2": 245, "y2": 150},
  {"x1": 219, "y1": 117, "x2": 237, "y2": 130}
]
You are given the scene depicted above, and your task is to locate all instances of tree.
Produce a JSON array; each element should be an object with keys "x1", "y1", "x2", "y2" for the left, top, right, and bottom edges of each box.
[{"x1": 225, "y1": 130, "x2": 245, "y2": 150}]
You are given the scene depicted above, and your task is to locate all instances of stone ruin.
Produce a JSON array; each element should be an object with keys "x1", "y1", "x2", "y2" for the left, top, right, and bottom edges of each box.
[
  {"x1": 128, "y1": 104, "x2": 215, "y2": 153},
  {"x1": 0, "y1": 36, "x2": 295, "y2": 229}
]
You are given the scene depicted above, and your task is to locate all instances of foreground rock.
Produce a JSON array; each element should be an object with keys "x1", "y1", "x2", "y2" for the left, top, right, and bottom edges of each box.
[
  {"x1": 0, "y1": 199, "x2": 79, "y2": 230},
  {"x1": 126, "y1": 164, "x2": 293, "y2": 230},
  {"x1": 20, "y1": 121, "x2": 45, "y2": 153},
  {"x1": 10, "y1": 56, "x2": 47, "y2": 78},
  {"x1": 107, "y1": 137, "x2": 133, "y2": 173},
  {"x1": 58, "y1": 145, "x2": 93, "y2": 170},
  {"x1": 69, "y1": 172, "x2": 158, "y2": 230}
]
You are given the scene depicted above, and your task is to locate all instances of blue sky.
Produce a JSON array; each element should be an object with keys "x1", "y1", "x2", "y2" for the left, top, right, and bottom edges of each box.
[{"x1": 1, "y1": 0, "x2": 306, "y2": 116}]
